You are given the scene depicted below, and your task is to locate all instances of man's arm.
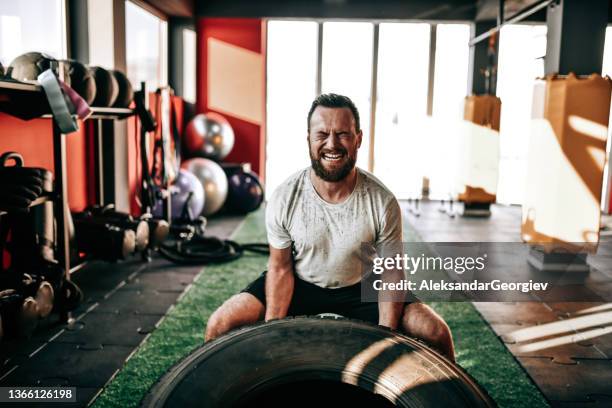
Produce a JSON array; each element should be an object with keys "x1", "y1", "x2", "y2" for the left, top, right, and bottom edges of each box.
[
  {"x1": 376, "y1": 198, "x2": 405, "y2": 330},
  {"x1": 378, "y1": 298, "x2": 404, "y2": 330},
  {"x1": 265, "y1": 246, "x2": 294, "y2": 321}
]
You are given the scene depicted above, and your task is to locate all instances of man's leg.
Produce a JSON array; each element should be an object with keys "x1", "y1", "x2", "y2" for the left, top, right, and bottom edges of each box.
[
  {"x1": 204, "y1": 293, "x2": 265, "y2": 341},
  {"x1": 400, "y1": 303, "x2": 455, "y2": 363}
]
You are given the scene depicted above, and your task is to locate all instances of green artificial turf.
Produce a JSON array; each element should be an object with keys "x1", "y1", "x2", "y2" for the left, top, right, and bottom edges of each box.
[{"x1": 93, "y1": 208, "x2": 548, "y2": 408}]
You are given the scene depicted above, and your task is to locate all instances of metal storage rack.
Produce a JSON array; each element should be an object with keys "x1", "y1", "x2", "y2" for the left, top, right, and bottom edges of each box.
[{"x1": 0, "y1": 78, "x2": 134, "y2": 320}]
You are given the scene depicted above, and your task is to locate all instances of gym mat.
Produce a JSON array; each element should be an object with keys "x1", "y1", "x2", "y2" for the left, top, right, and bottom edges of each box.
[
  {"x1": 53, "y1": 311, "x2": 162, "y2": 347},
  {"x1": 2, "y1": 342, "x2": 134, "y2": 388},
  {"x1": 93, "y1": 208, "x2": 547, "y2": 408}
]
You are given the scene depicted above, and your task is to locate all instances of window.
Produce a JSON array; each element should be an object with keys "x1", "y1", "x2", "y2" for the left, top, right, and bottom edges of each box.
[
  {"x1": 496, "y1": 24, "x2": 547, "y2": 204},
  {"x1": 374, "y1": 23, "x2": 431, "y2": 199},
  {"x1": 266, "y1": 21, "x2": 472, "y2": 200},
  {"x1": 321, "y1": 22, "x2": 374, "y2": 171},
  {"x1": 0, "y1": 0, "x2": 67, "y2": 66},
  {"x1": 182, "y1": 28, "x2": 196, "y2": 103},
  {"x1": 601, "y1": 26, "x2": 612, "y2": 212},
  {"x1": 602, "y1": 26, "x2": 612, "y2": 75},
  {"x1": 265, "y1": 21, "x2": 318, "y2": 196},
  {"x1": 125, "y1": 1, "x2": 167, "y2": 92},
  {"x1": 429, "y1": 23, "x2": 471, "y2": 199}
]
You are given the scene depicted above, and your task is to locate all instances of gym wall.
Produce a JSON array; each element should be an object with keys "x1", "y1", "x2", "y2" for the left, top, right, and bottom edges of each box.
[{"x1": 196, "y1": 18, "x2": 266, "y2": 178}]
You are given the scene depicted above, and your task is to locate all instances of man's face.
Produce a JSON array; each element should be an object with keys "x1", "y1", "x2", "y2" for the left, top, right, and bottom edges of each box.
[{"x1": 308, "y1": 106, "x2": 362, "y2": 182}]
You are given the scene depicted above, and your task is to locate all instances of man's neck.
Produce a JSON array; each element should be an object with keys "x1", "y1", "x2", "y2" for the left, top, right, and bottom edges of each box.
[{"x1": 310, "y1": 167, "x2": 358, "y2": 204}]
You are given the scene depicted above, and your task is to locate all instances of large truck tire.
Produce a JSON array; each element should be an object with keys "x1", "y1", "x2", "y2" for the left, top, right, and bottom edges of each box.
[{"x1": 143, "y1": 317, "x2": 495, "y2": 407}]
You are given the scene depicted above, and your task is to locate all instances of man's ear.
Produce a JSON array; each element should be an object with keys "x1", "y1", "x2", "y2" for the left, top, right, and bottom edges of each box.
[{"x1": 356, "y1": 130, "x2": 363, "y2": 149}]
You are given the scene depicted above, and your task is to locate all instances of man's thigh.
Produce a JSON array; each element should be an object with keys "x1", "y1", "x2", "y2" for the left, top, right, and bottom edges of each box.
[
  {"x1": 213, "y1": 292, "x2": 265, "y2": 325},
  {"x1": 241, "y1": 271, "x2": 330, "y2": 316}
]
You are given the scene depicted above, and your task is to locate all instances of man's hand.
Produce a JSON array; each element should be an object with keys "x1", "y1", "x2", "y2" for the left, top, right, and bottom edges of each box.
[{"x1": 265, "y1": 246, "x2": 294, "y2": 321}]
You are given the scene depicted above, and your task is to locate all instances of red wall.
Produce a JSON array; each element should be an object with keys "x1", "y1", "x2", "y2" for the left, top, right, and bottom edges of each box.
[
  {"x1": 196, "y1": 18, "x2": 267, "y2": 179},
  {"x1": 0, "y1": 113, "x2": 91, "y2": 211}
]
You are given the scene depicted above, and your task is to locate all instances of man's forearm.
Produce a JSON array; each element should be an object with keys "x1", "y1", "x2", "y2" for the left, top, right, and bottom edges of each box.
[
  {"x1": 265, "y1": 267, "x2": 294, "y2": 321},
  {"x1": 378, "y1": 300, "x2": 404, "y2": 330}
]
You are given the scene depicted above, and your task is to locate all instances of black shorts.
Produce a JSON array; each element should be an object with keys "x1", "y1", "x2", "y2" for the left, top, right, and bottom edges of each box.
[{"x1": 241, "y1": 271, "x2": 409, "y2": 325}]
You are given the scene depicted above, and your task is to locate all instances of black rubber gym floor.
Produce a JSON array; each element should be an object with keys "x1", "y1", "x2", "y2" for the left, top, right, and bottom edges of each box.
[{"x1": 0, "y1": 215, "x2": 245, "y2": 407}]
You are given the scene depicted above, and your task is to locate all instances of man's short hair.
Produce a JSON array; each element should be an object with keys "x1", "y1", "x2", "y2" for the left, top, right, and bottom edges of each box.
[{"x1": 307, "y1": 93, "x2": 361, "y2": 133}]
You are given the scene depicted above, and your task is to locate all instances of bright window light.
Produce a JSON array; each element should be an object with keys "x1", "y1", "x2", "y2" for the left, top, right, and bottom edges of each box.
[
  {"x1": 321, "y1": 22, "x2": 374, "y2": 171},
  {"x1": 0, "y1": 0, "x2": 66, "y2": 66},
  {"x1": 125, "y1": 1, "x2": 167, "y2": 92},
  {"x1": 182, "y1": 28, "x2": 196, "y2": 103},
  {"x1": 496, "y1": 24, "x2": 547, "y2": 204},
  {"x1": 429, "y1": 23, "x2": 471, "y2": 199},
  {"x1": 374, "y1": 23, "x2": 431, "y2": 199},
  {"x1": 265, "y1": 20, "x2": 318, "y2": 196},
  {"x1": 602, "y1": 27, "x2": 612, "y2": 76}
]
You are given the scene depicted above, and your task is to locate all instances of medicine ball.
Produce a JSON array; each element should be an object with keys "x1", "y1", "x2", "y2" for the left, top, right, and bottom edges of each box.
[
  {"x1": 7, "y1": 52, "x2": 58, "y2": 82},
  {"x1": 89, "y1": 66, "x2": 119, "y2": 107},
  {"x1": 111, "y1": 69, "x2": 134, "y2": 108},
  {"x1": 61, "y1": 59, "x2": 96, "y2": 105},
  {"x1": 184, "y1": 113, "x2": 235, "y2": 161}
]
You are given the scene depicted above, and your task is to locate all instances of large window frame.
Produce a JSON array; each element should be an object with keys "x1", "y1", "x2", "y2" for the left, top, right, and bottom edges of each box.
[{"x1": 265, "y1": 19, "x2": 473, "y2": 198}]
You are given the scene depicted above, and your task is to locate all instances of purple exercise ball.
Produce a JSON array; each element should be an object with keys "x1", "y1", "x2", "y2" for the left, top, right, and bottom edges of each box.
[{"x1": 154, "y1": 169, "x2": 205, "y2": 221}]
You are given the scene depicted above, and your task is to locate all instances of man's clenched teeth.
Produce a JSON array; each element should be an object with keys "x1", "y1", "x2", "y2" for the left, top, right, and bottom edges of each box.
[{"x1": 322, "y1": 152, "x2": 344, "y2": 162}]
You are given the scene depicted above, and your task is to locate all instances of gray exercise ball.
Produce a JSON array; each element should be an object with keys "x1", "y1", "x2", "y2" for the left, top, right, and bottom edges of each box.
[
  {"x1": 182, "y1": 158, "x2": 228, "y2": 216},
  {"x1": 184, "y1": 112, "x2": 235, "y2": 161}
]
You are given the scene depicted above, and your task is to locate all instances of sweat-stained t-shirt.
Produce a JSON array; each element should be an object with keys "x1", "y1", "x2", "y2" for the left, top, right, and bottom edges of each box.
[{"x1": 265, "y1": 167, "x2": 403, "y2": 289}]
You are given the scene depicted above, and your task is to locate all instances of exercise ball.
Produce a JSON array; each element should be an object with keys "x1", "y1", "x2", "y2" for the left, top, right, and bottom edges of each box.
[
  {"x1": 225, "y1": 170, "x2": 264, "y2": 214},
  {"x1": 7, "y1": 52, "x2": 57, "y2": 82},
  {"x1": 184, "y1": 113, "x2": 235, "y2": 161},
  {"x1": 111, "y1": 69, "x2": 134, "y2": 108},
  {"x1": 61, "y1": 59, "x2": 96, "y2": 105},
  {"x1": 182, "y1": 158, "x2": 228, "y2": 216},
  {"x1": 89, "y1": 66, "x2": 119, "y2": 107},
  {"x1": 153, "y1": 169, "x2": 205, "y2": 221}
]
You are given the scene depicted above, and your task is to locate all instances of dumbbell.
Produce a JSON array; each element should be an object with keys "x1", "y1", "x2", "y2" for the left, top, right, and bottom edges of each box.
[
  {"x1": 0, "y1": 289, "x2": 39, "y2": 339},
  {"x1": 88, "y1": 206, "x2": 150, "y2": 252},
  {"x1": 21, "y1": 274, "x2": 54, "y2": 319},
  {"x1": 72, "y1": 213, "x2": 136, "y2": 261},
  {"x1": 141, "y1": 214, "x2": 170, "y2": 249},
  {"x1": 55, "y1": 279, "x2": 83, "y2": 313}
]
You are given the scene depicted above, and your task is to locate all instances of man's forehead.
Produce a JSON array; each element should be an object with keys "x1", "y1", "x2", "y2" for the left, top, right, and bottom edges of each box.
[{"x1": 310, "y1": 106, "x2": 356, "y2": 129}]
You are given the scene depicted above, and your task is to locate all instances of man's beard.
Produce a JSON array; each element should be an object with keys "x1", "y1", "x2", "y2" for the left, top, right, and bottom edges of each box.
[{"x1": 310, "y1": 148, "x2": 357, "y2": 182}]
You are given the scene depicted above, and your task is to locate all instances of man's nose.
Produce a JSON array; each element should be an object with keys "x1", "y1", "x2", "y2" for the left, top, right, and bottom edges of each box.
[{"x1": 324, "y1": 132, "x2": 341, "y2": 150}]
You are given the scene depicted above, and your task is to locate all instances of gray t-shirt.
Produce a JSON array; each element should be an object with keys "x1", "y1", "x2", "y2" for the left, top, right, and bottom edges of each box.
[{"x1": 266, "y1": 167, "x2": 402, "y2": 288}]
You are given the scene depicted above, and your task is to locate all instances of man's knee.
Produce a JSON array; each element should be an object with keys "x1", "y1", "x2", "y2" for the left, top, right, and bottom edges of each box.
[
  {"x1": 205, "y1": 308, "x2": 230, "y2": 341},
  {"x1": 204, "y1": 294, "x2": 265, "y2": 342}
]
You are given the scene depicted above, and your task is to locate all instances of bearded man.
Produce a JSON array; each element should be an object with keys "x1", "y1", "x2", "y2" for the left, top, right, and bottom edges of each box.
[{"x1": 205, "y1": 93, "x2": 454, "y2": 361}]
